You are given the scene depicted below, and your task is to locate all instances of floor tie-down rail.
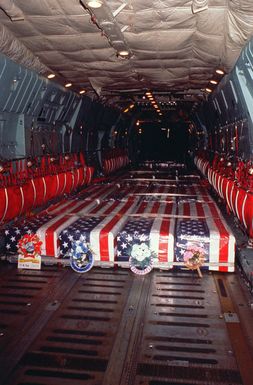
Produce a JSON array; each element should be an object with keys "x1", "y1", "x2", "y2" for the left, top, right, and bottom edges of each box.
[{"x1": 0, "y1": 266, "x2": 253, "y2": 385}]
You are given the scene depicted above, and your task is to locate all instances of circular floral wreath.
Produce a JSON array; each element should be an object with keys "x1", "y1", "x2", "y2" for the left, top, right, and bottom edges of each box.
[
  {"x1": 129, "y1": 242, "x2": 154, "y2": 275},
  {"x1": 183, "y1": 245, "x2": 205, "y2": 271},
  {"x1": 18, "y1": 233, "x2": 42, "y2": 258},
  {"x1": 70, "y1": 241, "x2": 94, "y2": 273}
]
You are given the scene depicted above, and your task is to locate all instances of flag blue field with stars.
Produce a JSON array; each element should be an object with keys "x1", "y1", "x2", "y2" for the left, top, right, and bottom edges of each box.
[
  {"x1": 4, "y1": 214, "x2": 54, "y2": 253},
  {"x1": 59, "y1": 216, "x2": 102, "y2": 257},
  {"x1": 175, "y1": 219, "x2": 210, "y2": 263},
  {"x1": 116, "y1": 218, "x2": 153, "y2": 261}
]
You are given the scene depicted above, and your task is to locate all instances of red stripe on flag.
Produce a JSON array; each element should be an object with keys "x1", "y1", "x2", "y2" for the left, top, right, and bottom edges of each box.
[
  {"x1": 151, "y1": 201, "x2": 160, "y2": 214},
  {"x1": 183, "y1": 203, "x2": 190, "y2": 216},
  {"x1": 196, "y1": 203, "x2": 205, "y2": 217},
  {"x1": 136, "y1": 201, "x2": 147, "y2": 214},
  {"x1": 103, "y1": 201, "x2": 120, "y2": 215},
  {"x1": 212, "y1": 217, "x2": 229, "y2": 272},
  {"x1": 164, "y1": 202, "x2": 174, "y2": 215},
  {"x1": 99, "y1": 200, "x2": 135, "y2": 261},
  {"x1": 158, "y1": 219, "x2": 170, "y2": 262},
  {"x1": 45, "y1": 201, "x2": 93, "y2": 256}
]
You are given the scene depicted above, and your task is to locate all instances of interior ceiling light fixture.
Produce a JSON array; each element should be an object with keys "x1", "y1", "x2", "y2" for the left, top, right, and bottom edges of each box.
[
  {"x1": 87, "y1": 0, "x2": 103, "y2": 8},
  {"x1": 65, "y1": 83, "x2": 72, "y2": 88},
  {"x1": 216, "y1": 68, "x2": 225, "y2": 75},
  {"x1": 118, "y1": 49, "x2": 130, "y2": 57},
  {"x1": 79, "y1": 90, "x2": 86, "y2": 94},
  {"x1": 210, "y1": 80, "x2": 218, "y2": 85},
  {"x1": 205, "y1": 88, "x2": 212, "y2": 93},
  {"x1": 81, "y1": 0, "x2": 132, "y2": 59},
  {"x1": 47, "y1": 73, "x2": 55, "y2": 79}
]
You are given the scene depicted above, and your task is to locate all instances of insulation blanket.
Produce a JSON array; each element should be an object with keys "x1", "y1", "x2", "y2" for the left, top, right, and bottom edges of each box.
[{"x1": 175, "y1": 218, "x2": 235, "y2": 272}]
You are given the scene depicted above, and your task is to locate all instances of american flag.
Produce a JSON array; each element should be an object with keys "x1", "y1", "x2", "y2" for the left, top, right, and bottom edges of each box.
[
  {"x1": 37, "y1": 199, "x2": 99, "y2": 256},
  {"x1": 175, "y1": 219, "x2": 210, "y2": 266},
  {"x1": 59, "y1": 216, "x2": 102, "y2": 258},
  {"x1": 116, "y1": 216, "x2": 175, "y2": 266},
  {"x1": 38, "y1": 198, "x2": 139, "y2": 258},
  {"x1": 105, "y1": 184, "x2": 148, "y2": 201},
  {"x1": 116, "y1": 218, "x2": 152, "y2": 262},
  {"x1": 4, "y1": 214, "x2": 54, "y2": 253},
  {"x1": 76, "y1": 183, "x2": 119, "y2": 201},
  {"x1": 177, "y1": 201, "x2": 221, "y2": 218},
  {"x1": 175, "y1": 218, "x2": 235, "y2": 272},
  {"x1": 135, "y1": 200, "x2": 176, "y2": 216}
]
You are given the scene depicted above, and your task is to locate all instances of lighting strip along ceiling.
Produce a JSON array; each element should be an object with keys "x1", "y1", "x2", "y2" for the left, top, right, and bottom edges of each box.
[{"x1": 80, "y1": 0, "x2": 131, "y2": 58}]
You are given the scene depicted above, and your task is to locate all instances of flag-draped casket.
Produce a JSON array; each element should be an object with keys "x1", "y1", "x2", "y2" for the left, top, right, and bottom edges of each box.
[
  {"x1": 4, "y1": 198, "x2": 139, "y2": 261},
  {"x1": 175, "y1": 201, "x2": 235, "y2": 272},
  {"x1": 116, "y1": 200, "x2": 176, "y2": 271}
]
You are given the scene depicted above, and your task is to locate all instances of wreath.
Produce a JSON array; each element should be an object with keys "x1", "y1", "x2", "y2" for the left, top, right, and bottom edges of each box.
[
  {"x1": 70, "y1": 241, "x2": 94, "y2": 273},
  {"x1": 183, "y1": 245, "x2": 205, "y2": 277},
  {"x1": 18, "y1": 234, "x2": 42, "y2": 258},
  {"x1": 129, "y1": 242, "x2": 153, "y2": 275}
]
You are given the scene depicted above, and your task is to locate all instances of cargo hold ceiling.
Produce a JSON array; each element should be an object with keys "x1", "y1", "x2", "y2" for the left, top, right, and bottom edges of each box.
[{"x1": 0, "y1": 0, "x2": 252, "y2": 109}]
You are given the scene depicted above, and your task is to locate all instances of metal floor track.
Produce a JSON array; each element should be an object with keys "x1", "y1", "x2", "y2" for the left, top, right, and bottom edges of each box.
[{"x1": 0, "y1": 264, "x2": 253, "y2": 385}]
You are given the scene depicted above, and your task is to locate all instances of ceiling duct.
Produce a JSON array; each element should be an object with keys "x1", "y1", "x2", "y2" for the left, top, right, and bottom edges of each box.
[
  {"x1": 80, "y1": 0, "x2": 131, "y2": 58},
  {"x1": 0, "y1": 0, "x2": 24, "y2": 21}
]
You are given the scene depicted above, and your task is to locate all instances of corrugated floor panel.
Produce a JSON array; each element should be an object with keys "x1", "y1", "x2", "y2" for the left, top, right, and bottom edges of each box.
[{"x1": 0, "y1": 265, "x2": 252, "y2": 385}]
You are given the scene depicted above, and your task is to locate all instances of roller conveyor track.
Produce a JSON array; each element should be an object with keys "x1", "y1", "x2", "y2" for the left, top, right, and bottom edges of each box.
[{"x1": 0, "y1": 266, "x2": 253, "y2": 385}]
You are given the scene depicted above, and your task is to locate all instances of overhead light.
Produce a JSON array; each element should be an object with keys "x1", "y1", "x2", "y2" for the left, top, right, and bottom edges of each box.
[
  {"x1": 205, "y1": 88, "x2": 212, "y2": 93},
  {"x1": 129, "y1": 104, "x2": 134, "y2": 109},
  {"x1": 154, "y1": 104, "x2": 158, "y2": 108},
  {"x1": 81, "y1": 0, "x2": 132, "y2": 59},
  {"x1": 210, "y1": 80, "x2": 218, "y2": 85},
  {"x1": 123, "y1": 108, "x2": 129, "y2": 113},
  {"x1": 47, "y1": 73, "x2": 55, "y2": 79},
  {"x1": 79, "y1": 90, "x2": 86, "y2": 94},
  {"x1": 87, "y1": 0, "x2": 103, "y2": 8},
  {"x1": 216, "y1": 69, "x2": 225, "y2": 75},
  {"x1": 146, "y1": 92, "x2": 152, "y2": 96},
  {"x1": 65, "y1": 83, "x2": 72, "y2": 88},
  {"x1": 118, "y1": 49, "x2": 130, "y2": 57},
  {"x1": 151, "y1": 101, "x2": 155, "y2": 104}
]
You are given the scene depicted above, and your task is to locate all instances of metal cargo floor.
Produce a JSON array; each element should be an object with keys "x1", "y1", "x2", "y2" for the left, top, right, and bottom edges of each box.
[{"x1": 0, "y1": 264, "x2": 253, "y2": 385}]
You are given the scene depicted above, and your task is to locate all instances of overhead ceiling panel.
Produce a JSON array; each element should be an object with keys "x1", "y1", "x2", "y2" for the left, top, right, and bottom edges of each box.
[{"x1": 0, "y1": 0, "x2": 251, "y2": 106}]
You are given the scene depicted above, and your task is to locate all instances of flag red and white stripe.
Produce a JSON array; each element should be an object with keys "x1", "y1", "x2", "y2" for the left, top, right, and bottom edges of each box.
[{"x1": 205, "y1": 217, "x2": 235, "y2": 272}]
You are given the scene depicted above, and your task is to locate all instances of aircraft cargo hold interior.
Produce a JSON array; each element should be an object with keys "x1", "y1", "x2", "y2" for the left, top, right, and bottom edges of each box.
[{"x1": 0, "y1": 1, "x2": 253, "y2": 385}]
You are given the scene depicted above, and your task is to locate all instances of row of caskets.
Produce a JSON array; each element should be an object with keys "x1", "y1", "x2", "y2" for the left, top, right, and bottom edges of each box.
[{"x1": 3, "y1": 170, "x2": 235, "y2": 273}]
